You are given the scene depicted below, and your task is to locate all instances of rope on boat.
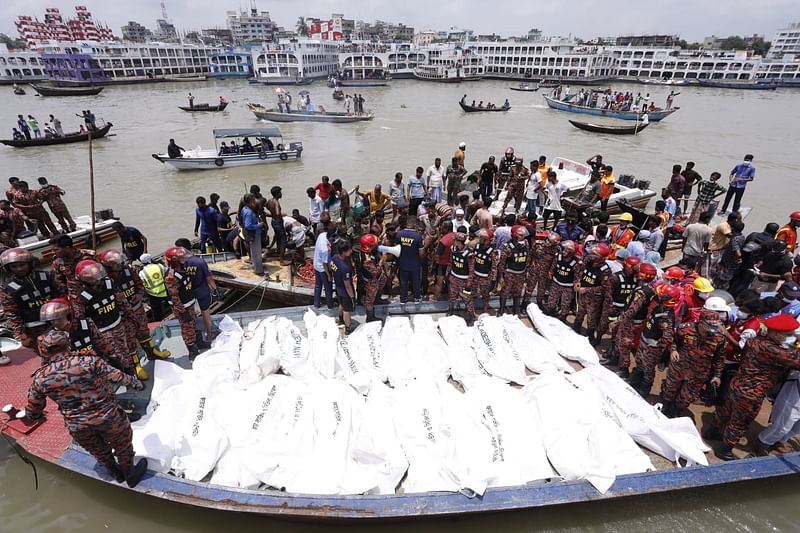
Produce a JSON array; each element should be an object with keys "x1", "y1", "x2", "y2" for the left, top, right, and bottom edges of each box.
[
  {"x1": 216, "y1": 278, "x2": 269, "y2": 314},
  {"x1": 1, "y1": 419, "x2": 39, "y2": 490}
]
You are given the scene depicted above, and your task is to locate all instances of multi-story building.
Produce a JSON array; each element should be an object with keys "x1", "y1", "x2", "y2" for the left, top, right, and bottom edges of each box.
[
  {"x1": 414, "y1": 31, "x2": 439, "y2": 47},
  {"x1": 121, "y1": 21, "x2": 153, "y2": 43},
  {"x1": 226, "y1": 8, "x2": 277, "y2": 45},
  {"x1": 613, "y1": 34, "x2": 681, "y2": 47},
  {"x1": 769, "y1": 22, "x2": 800, "y2": 58},
  {"x1": 755, "y1": 22, "x2": 800, "y2": 84},
  {"x1": 201, "y1": 28, "x2": 234, "y2": 47},
  {"x1": 251, "y1": 39, "x2": 339, "y2": 83},
  {"x1": 15, "y1": 6, "x2": 115, "y2": 47},
  {"x1": 154, "y1": 19, "x2": 178, "y2": 42}
]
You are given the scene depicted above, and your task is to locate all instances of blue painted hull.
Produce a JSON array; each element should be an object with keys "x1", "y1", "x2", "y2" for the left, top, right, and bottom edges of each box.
[{"x1": 543, "y1": 96, "x2": 677, "y2": 122}]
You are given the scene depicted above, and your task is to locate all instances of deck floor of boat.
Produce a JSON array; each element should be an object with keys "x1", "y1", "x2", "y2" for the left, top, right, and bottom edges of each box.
[{"x1": 206, "y1": 256, "x2": 314, "y2": 289}]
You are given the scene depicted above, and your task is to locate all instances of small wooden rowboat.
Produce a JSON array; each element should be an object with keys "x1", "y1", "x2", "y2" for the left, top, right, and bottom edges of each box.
[
  {"x1": 1, "y1": 123, "x2": 113, "y2": 148},
  {"x1": 459, "y1": 101, "x2": 511, "y2": 113},
  {"x1": 30, "y1": 84, "x2": 104, "y2": 96},
  {"x1": 568, "y1": 120, "x2": 650, "y2": 135},
  {"x1": 178, "y1": 101, "x2": 229, "y2": 112}
]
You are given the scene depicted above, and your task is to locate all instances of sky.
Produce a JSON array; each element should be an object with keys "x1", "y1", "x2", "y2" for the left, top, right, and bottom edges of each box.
[{"x1": 0, "y1": 0, "x2": 796, "y2": 42}]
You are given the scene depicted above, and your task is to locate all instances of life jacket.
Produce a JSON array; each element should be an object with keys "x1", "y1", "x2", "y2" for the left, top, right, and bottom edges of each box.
[
  {"x1": 499, "y1": 157, "x2": 514, "y2": 176},
  {"x1": 79, "y1": 279, "x2": 121, "y2": 333},
  {"x1": 552, "y1": 253, "x2": 578, "y2": 286},
  {"x1": 473, "y1": 245, "x2": 495, "y2": 278},
  {"x1": 640, "y1": 304, "x2": 672, "y2": 346},
  {"x1": 610, "y1": 226, "x2": 635, "y2": 250},
  {"x1": 776, "y1": 224, "x2": 797, "y2": 253},
  {"x1": 4, "y1": 271, "x2": 54, "y2": 328},
  {"x1": 115, "y1": 267, "x2": 142, "y2": 309},
  {"x1": 579, "y1": 262, "x2": 610, "y2": 288},
  {"x1": 140, "y1": 264, "x2": 167, "y2": 298},
  {"x1": 70, "y1": 319, "x2": 94, "y2": 353},
  {"x1": 173, "y1": 270, "x2": 196, "y2": 307},
  {"x1": 612, "y1": 271, "x2": 637, "y2": 308},
  {"x1": 504, "y1": 241, "x2": 528, "y2": 274},
  {"x1": 450, "y1": 246, "x2": 471, "y2": 279}
]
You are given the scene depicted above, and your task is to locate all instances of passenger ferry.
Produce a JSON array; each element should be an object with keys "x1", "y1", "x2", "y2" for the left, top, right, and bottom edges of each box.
[
  {"x1": 0, "y1": 44, "x2": 47, "y2": 84},
  {"x1": 251, "y1": 39, "x2": 339, "y2": 84},
  {"x1": 207, "y1": 49, "x2": 253, "y2": 78},
  {"x1": 414, "y1": 44, "x2": 485, "y2": 82},
  {"x1": 336, "y1": 53, "x2": 390, "y2": 86}
]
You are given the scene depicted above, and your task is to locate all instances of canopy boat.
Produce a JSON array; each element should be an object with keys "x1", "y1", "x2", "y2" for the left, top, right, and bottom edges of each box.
[
  {"x1": 30, "y1": 84, "x2": 104, "y2": 96},
  {"x1": 1, "y1": 122, "x2": 113, "y2": 148},
  {"x1": 695, "y1": 79, "x2": 778, "y2": 90},
  {"x1": 568, "y1": 120, "x2": 650, "y2": 135},
  {"x1": 177, "y1": 101, "x2": 229, "y2": 112},
  {"x1": 13, "y1": 86, "x2": 25, "y2": 95},
  {"x1": 639, "y1": 78, "x2": 688, "y2": 86},
  {"x1": 459, "y1": 101, "x2": 511, "y2": 113},
  {"x1": 509, "y1": 83, "x2": 538, "y2": 92},
  {"x1": 543, "y1": 95, "x2": 678, "y2": 122},
  {"x1": 151, "y1": 127, "x2": 302, "y2": 170},
  {"x1": 248, "y1": 103, "x2": 374, "y2": 123},
  {"x1": 3, "y1": 301, "x2": 798, "y2": 521}
]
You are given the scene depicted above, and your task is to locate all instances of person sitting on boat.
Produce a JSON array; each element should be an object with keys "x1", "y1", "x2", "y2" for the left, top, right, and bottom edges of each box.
[
  {"x1": 648, "y1": 102, "x2": 657, "y2": 112},
  {"x1": 218, "y1": 142, "x2": 230, "y2": 156},
  {"x1": 471, "y1": 100, "x2": 476, "y2": 107},
  {"x1": 241, "y1": 137, "x2": 255, "y2": 153},
  {"x1": 219, "y1": 95, "x2": 227, "y2": 105},
  {"x1": 79, "y1": 124, "x2": 86, "y2": 134},
  {"x1": 11, "y1": 128, "x2": 23, "y2": 141},
  {"x1": 43, "y1": 124, "x2": 57, "y2": 139},
  {"x1": 167, "y1": 138, "x2": 185, "y2": 159},
  {"x1": 503, "y1": 99, "x2": 510, "y2": 109},
  {"x1": 478, "y1": 100, "x2": 484, "y2": 108},
  {"x1": 259, "y1": 137, "x2": 274, "y2": 152},
  {"x1": 229, "y1": 140, "x2": 240, "y2": 155}
]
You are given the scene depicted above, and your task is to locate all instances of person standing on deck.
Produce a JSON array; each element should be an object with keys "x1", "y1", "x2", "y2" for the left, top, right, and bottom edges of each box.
[
  {"x1": 359, "y1": 234, "x2": 388, "y2": 322},
  {"x1": 330, "y1": 241, "x2": 356, "y2": 333},
  {"x1": 479, "y1": 156, "x2": 498, "y2": 206},
  {"x1": 175, "y1": 238, "x2": 218, "y2": 347},
  {"x1": 239, "y1": 194, "x2": 264, "y2": 276},
  {"x1": 266, "y1": 186, "x2": 289, "y2": 265},
  {"x1": 721, "y1": 154, "x2": 755, "y2": 215},
  {"x1": 680, "y1": 162, "x2": 702, "y2": 214},
  {"x1": 426, "y1": 158, "x2": 445, "y2": 204},
  {"x1": 497, "y1": 147, "x2": 515, "y2": 201},
  {"x1": 188, "y1": 93, "x2": 194, "y2": 108},
  {"x1": 164, "y1": 247, "x2": 202, "y2": 358},
  {"x1": 48, "y1": 114, "x2": 63, "y2": 137},
  {"x1": 447, "y1": 232, "x2": 475, "y2": 324},
  {"x1": 445, "y1": 157, "x2": 467, "y2": 206},
  {"x1": 396, "y1": 216, "x2": 424, "y2": 304},
  {"x1": 502, "y1": 157, "x2": 529, "y2": 215},
  {"x1": 49, "y1": 234, "x2": 96, "y2": 300},
  {"x1": 138, "y1": 254, "x2": 170, "y2": 322},
  {"x1": 11, "y1": 180, "x2": 59, "y2": 238},
  {"x1": 453, "y1": 142, "x2": 466, "y2": 168},
  {"x1": 407, "y1": 167, "x2": 428, "y2": 217},
  {"x1": 313, "y1": 220, "x2": 334, "y2": 309},
  {"x1": 36, "y1": 177, "x2": 76, "y2": 233},
  {"x1": 776, "y1": 212, "x2": 800, "y2": 254},
  {"x1": 497, "y1": 226, "x2": 529, "y2": 316},
  {"x1": 17, "y1": 115, "x2": 30, "y2": 140},
  {"x1": 194, "y1": 196, "x2": 221, "y2": 253},
  {"x1": 573, "y1": 243, "x2": 613, "y2": 345}
]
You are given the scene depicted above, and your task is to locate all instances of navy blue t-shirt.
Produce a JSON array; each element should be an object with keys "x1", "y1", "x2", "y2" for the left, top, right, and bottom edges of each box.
[
  {"x1": 330, "y1": 255, "x2": 353, "y2": 298},
  {"x1": 120, "y1": 226, "x2": 145, "y2": 260},
  {"x1": 396, "y1": 228, "x2": 423, "y2": 271},
  {"x1": 184, "y1": 255, "x2": 211, "y2": 298}
]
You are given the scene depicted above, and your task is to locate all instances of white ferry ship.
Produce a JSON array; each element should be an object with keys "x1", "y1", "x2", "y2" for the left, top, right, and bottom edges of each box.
[
  {"x1": 0, "y1": 44, "x2": 48, "y2": 84},
  {"x1": 251, "y1": 39, "x2": 339, "y2": 84},
  {"x1": 414, "y1": 44, "x2": 485, "y2": 82}
]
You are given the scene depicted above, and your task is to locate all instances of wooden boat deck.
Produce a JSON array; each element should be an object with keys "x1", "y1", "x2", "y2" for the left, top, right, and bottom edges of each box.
[{"x1": 3, "y1": 301, "x2": 800, "y2": 519}]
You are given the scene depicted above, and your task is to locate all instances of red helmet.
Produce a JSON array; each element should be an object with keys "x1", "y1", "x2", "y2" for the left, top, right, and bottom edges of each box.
[
  {"x1": 561, "y1": 240, "x2": 576, "y2": 254},
  {"x1": 791, "y1": 211, "x2": 800, "y2": 221},
  {"x1": 360, "y1": 233, "x2": 379, "y2": 253},
  {"x1": 40, "y1": 298, "x2": 71, "y2": 322},
  {"x1": 592, "y1": 242, "x2": 611, "y2": 258},
  {"x1": 656, "y1": 284, "x2": 681, "y2": 307},
  {"x1": 165, "y1": 246, "x2": 190, "y2": 268},
  {"x1": 512, "y1": 225, "x2": 527, "y2": 240},
  {"x1": 97, "y1": 249, "x2": 126, "y2": 270},
  {"x1": 638, "y1": 262, "x2": 657, "y2": 281},
  {"x1": 39, "y1": 329, "x2": 69, "y2": 354},
  {"x1": 0, "y1": 247, "x2": 33, "y2": 268},
  {"x1": 76, "y1": 261, "x2": 106, "y2": 284},
  {"x1": 505, "y1": 146, "x2": 514, "y2": 155},
  {"x1": 624, "y1": 256, "x2": 642, "y2": 269},
  {"x1": 664, "y1": 266, "x2": 685, "y2": 281},
  {"x1": 547, "y1": 231, "x2": 561, "y2": 244}
]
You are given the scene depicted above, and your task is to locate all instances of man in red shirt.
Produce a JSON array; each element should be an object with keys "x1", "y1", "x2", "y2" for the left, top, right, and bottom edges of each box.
[
  {"x1": 433, "y1": 220, "x2": 455, "y2": 301},
  {"x1": 315, "y1": 175, "x2": 333, "y2": 203}
]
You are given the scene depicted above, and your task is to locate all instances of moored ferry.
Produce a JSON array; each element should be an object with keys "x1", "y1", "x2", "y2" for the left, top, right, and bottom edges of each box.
[
  {"x1": 414, "y1": 44, "x2": 485, "y2": 82},
  {"x1": 251, "y1": 39, "x2": 339, "y2": 85}
]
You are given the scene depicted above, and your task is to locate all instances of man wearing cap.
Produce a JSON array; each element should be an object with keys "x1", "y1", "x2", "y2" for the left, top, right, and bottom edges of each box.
[
  {"x1": 776, "y1": 212, "x2": 800, "y2": 254},
  {"x1": 609, "y1": 213, "x2": 636, "y2": 259},
  {"x1": 720, "y1": 154, "x2": 755, "y2": 215},
  {"x1": 707, "y1": 314, "x2": 800, "y2": 460},
  {"x1": 453, "y1": 142, "x2": 466, "y2": 168},
  {"x1": 497, "y1": 226, "x2": 530, "y2": 316},
  {"x1": 573, "y1": 243, "x2": 613, "y2": 345},
  {"x1": 453, "y1": 208, "x2": 470, "y2": 232},
  {"x1": 447, "y1": 232, "x2": 475, "y2": 323},
  {"x1": 761, "y1": 281, "x2": 800, "y2": 318},
  {"x1": 660, "y1": 305, "x2": 728, "y2": 418},
  {"x1": 502, "y1": 157, "x2": 529, "y2": 215}
]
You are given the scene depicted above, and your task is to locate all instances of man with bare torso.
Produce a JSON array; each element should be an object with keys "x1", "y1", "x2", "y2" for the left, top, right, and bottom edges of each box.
[{"x1": 266, "y1": 186, "x2": 289, "y2": 265}]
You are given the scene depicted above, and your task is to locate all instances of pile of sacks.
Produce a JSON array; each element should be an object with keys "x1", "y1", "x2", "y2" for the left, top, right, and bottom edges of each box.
[{"x1": 131, "y1": 304, "x2": 708, "y2": 496}]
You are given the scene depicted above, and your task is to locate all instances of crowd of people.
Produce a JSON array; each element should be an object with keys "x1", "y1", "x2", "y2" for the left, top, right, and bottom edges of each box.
[
  {"x1": 10, "y1": 110, "x2": 99, "y2": 140},
  {"x1": 1, "y1": 176, "x2": 77, "y2": 246},
  {"x1": 553, "y1": 85, "x2": 679, "y2": 113}
]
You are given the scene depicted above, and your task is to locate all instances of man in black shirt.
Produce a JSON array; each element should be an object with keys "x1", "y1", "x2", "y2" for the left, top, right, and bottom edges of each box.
[
  {"x1": 479, "y1": 156, "x2": 498, "y2": 205},
  {"x1": 680, "y1": 161, "x2": 702, "y2": 213}
]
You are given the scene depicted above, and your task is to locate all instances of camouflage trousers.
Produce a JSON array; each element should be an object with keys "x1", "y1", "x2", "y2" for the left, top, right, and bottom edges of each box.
[
  {"x1": 448, "y1": 275, "x2": 475, "y2": 317},
  {"x1": 500, "y1": 271, "x2": 525, "y2": 298},
  {"x1": 94, "y1": 324, "x2": 133, "y2": 373},
  {"x1": 615, "y1": 320, "x2": 645, "y2": 370},
  {"x1": 574, "y1": 291, "x2": 604, "y2": 331},
  {"x1": 177, "y1": 310, "x2": 197, "y2": 347},
  {"x1": 472, "y1": 275, "x2": 492, "y2": 309},
  {"x1": 124, "y1": 305, "x2": 150, "y2": 350},
  {"x1": 660, "y1": 355, "x2": 711, "y2": 410},
  {"x1": 70, "y1": 407, "x2": 134, "y2": 472},
  {"x1": 365, "y1": 273, "x2": 387, "y2": 314},
  {"x1": 524, "y1": 267, "x2": 550, "y2": 303},
  {"x1": 598, "y1": 305, "x2": 623, "y2": 337},
  {"x1": 714, "y1": 387, "x2": 765, "y2": 447},
  {"x1": 548, "y1": 283, "x2": 575, "y2": 319},
  {"x1": 633, "y1": 342, "x2": 666, "y2": 396}
]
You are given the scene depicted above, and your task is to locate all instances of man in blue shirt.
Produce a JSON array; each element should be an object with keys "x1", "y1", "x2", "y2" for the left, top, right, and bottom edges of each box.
[
  {"x1": 721, "y1": 154, "x2": 755, "y2": 214},
  {"x1": 175, "y1": 238, "x2": 218, "y2": 347},
  {"x1": 313, "y1": 220, "x2": 334, "y2": 309},
  {"x1": 330, "y1": 241, "x2": 355, "y2": 332},
  {"x1": 240, "y1": 193, "x2": 264, "y2": 276},
  {"x1": 194, "y1": 196, "x2": 221, "y2": 252},
  {"x1": 761, "y1": 281, "x2": 800, "y2": 319},
  {"x1": 396, "y1": 216, "x2": 424, "y2": 303},
  {"x1": 112, "y1": 222, "x2": 147, "y2": 261},
  {"x1": 555, "y1": 215, "x2": 585, "y2": 242}
]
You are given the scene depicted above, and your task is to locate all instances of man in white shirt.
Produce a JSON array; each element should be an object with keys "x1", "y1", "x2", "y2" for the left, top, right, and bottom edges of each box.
[
  {"x1": 425, "y1": 157, "x2": 445, "y2": 203},
  {"x1": 453, "y1": 208, "x2": 470, "y2": 231},
  {"x1": 541, "y1": 170, "x2": 567, "y2": 230},
  {"x1": 306, "y1": 187, "x2": 325, "y2": 225}
]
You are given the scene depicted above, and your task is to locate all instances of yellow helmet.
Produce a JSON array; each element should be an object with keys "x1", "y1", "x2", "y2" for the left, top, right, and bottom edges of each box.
[
  {"x1": 693, "y1": 277, "x2": 714, "y2": 293},
  {"x1": 619, "y1": 212, "x2": 633, "y2": 222}
]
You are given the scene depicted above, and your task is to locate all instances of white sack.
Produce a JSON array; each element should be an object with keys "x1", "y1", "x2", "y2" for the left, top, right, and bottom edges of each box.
[
  {"x1": 303, "y1": 310, "x2": 339, "y2": 379},
  {"x1": 497, "y1": 314, "x2": 574, "y2": 374},
  {"x1": 437, "y1": 315, "x2": 490, "y2": 390},
  {"x1": 471, "y1": 316, "x2": 528, "y2": 384},
  {"x1": 526, "y1": 303, "x2": 599, "y2": 366}
]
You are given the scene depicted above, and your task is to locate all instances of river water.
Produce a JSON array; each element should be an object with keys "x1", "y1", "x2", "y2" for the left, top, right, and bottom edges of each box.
[{"x1": 1, "y1": 79, "x2": 799, "y2": 531}]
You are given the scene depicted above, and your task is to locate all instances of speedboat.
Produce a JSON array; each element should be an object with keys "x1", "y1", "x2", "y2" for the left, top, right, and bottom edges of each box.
[{"x1": 151, "y1": 128, "x2": 302, "y2": 170}]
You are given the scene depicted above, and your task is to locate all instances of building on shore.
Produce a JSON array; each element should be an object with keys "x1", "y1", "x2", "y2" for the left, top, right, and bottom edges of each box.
[
  {"x1": 15, "y1": 7, "x2": 115, "y2": 48},
  {"x1": 121, "y1": 21, "x2": 153, "y2": 43},
  {"x1": 226, "y1": 8, "x2": 277, "y2": 45}
]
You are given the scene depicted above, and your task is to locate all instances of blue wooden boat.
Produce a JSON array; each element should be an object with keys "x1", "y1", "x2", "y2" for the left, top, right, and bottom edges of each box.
[
  {"x1": 2, "y1": 301, "x2": 799, "y2": 520},
  {"x1": 543, "y1": 95, "x2": 678, "y2": 122}
]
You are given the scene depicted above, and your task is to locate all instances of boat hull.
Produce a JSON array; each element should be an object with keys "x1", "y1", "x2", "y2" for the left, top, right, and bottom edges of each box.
[
  {"x1": 543, "y1": 96, "x2": 676, "y2": 121},
  {"x1": 250, "y1": 106, "x2": 373, "y2": 123},
  {"x1": 695, "y1": 80, "x2": 778, "y2": 90},
  {"x1": 30, "y1": 84, "x2": 104, "y2": 96},
  {"x1": 1, "y1": 123, "x2": 113, "y2": 148},
  {"x1": 459, "y1": 101, "x2": 510, "y2": 113},
  {"x1": 337, "y1": 80, "x2": 389, "y2": 87},
  {"x1": 178, "y1": 102, "x2": 228, "y2": 112},
  {"x1": 569, "y1": 120, "x2": 650, "y2": 135},
  {"x1": 152, "y1": 150, "x2": 302, "y2": 170},
  {"x1": 252, "y1": 77, "x2": 314, "y2": 86},
  {"x1": 509, "y1": 87, "x2": 538, "y2": 92}
]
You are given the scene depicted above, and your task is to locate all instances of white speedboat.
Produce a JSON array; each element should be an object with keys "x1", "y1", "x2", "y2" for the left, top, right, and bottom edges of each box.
[{"x1": 151, "y1": 128, "x2": 303, "y2": 170}]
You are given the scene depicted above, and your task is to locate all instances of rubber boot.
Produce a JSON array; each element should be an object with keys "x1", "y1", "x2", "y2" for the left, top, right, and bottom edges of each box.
[
  {"x1": 600, "y1": 347, "x2": 619, "y2": 366},
  {"x1": 615, "y1": 366, "x2": 630, "y2": 379},
  {"x1": 447, "y1": 304, "x2": 456, "y2": 317},
  {"x1": 499, "y1": 297, "x2": 507, "y2": 316},
  {"x1": 714, "y1": 444, "x2": 736, "y2": 461},
  {"x1": 130, "y1": 352, "x2": 149, "y2": 381},
  {"x1": 125, "y1": 458, "x2": 148, "y2": 488},
  {"x1": 366, "y1": 310, "x2": 378, "y2": 323},
  {"x1": 187, "y1": 343, "x2": 199, "y2": 360},
  {"x1": 635, "y1": 379, "x2": 653, "y2": 399},
  {"x1": 140, "y1": 336, "x2": 170, "y2": 360},
  {"x1": 512, "y1": 297, "x2": 521, "y2": 317},
  {"x1": 587, "y1": 329, "x2": 600, "y2": 347},
  {"x1": 702, "y1": 425, "x2": 724, "y2": 441},
  {"x1": 572, "y1": 320, "x2": 582, "y2": 335},
  {"x1": 108, "y1": 462, "x2": 125, "y2": 483},
  {"x1": 660, "y1": 401, "x2": 676, "y2": 418},
  {"x1": 627, "y1": 368, "x2": 644, "y2": 390},
  {"x1": 196, "y1": 336, "x2": 211, "y2": 350}
]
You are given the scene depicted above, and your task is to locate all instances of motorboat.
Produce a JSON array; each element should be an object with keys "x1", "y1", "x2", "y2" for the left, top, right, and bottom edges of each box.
[
  {"x1": 151, "y1": 127, "x2": 302, "y2": 170},
  {"x1": 248, "y1": 103, "x2": 374, "y2": 123}
]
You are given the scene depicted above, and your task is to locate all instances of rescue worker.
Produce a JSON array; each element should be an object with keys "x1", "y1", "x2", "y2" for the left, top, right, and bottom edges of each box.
[
  {"x1": 358, "y1": 234, "x2": 387, "y2": 322},
  {"x1": 496, "y1": 147, "x2": 515, "y2": 201},
  {"x1": 524, "y1": 231, "x2": 560, "y2": 309},
  {"x1": 448, "y1": 232, "x2": 475, "y2": 323},
  {"x1": 36, "y1": 177, "x2": 77, "y2": 233},
  {"x1": 40, "y1": 297, "x2": 101, "y2": 357},
  {"x1": 573, "y1": 242, "x2": 613, "y2": 345},
  {"x1": 0, "y1": 247, "x2": 58, "y2": 351},
  {"x1": 49, "y1": 233, "x2": 95, "y2": 299},
  {"x1": 23, "y1": 329, "x2": 148, "y2": 487},
  {"x1": 629, "y1": 283, "x2": 681, "y2": 398},
  {"x1": 164, "y1": 246, "x2": 200, "y2": 358},
  {"x1": 755, "y1": 328, "x2": 800, "y2": 455},
  {"x1": 9, "y1": 180, "x2": 59, "y2": 237},
  {"x1": 98, "y1": 249, "x2": 171, "y2": 364},
  {"x1": 138, "y1": 254, "x2": 169, "y2": 322},
  {"x1": 497, "y1": 226, "x2": 529, "y2": 316},
  {"x1": 677, "y1": 276, "x2": 715, "y2": 324},
  {"x1": 775, "y1": 212, "x2": 800, "y2": 254},
  {"x1": 609, "y1": 212, "x2": 636, "y2": 258},
  {"x1": 501, "y1": 157, "x2": 529, "y2": 214},
  {"x1": 603, "y1": 261, "x2": 658, "y2": 377},
  {"x1": 597, "y1": 255, "x2": 640, "y2": 341},
  {"x1": 74, "y1": 260, "x2": 144, "y2": 379},
  {"x1": 547, "y1": 240, "x2": 579, "y2": 321},
  {"x1": 706, "y1": 314, "x2": 800, "y2": 461},
  {"x1": 472, "y1": 229, "x2": 498, "y2": 315},
  {"x1": 660, "y1": 302, "x2": 728, "y2": 418}
]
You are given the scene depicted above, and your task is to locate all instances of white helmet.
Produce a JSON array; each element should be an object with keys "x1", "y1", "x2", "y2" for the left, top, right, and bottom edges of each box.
[
  {"x1": 704, "y1": 296, "x2": 731, "y2": 313},
  {"x1": 458, "y1": 142, "x2": 466, "y2": 149}
]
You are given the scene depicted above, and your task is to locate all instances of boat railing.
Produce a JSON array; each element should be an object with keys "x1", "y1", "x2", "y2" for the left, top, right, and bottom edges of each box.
[{"x1": 552, "y1": 157, "x2": 591, "y2": 178}]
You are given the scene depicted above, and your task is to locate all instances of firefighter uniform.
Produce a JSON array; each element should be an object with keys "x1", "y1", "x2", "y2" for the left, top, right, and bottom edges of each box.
[
  {"x1": 525, "y1": 239, "x2": 558, "y2": 307},
  {"x1": 610, "y1": 284, "x2": 655, "y2": 374},
  {"x1": 166, "y1": 268, "x2": 198, "y2": 352},
  {"x1": 630, "y1": 302, "x2": 676, "y2": 397},
  {"x1": 472, "y1": 243, "x2": 498, "y2": 311},
  {"x1": 51, "y1": 249, "x2": 95, "y2": 299},
  {"x1": 0, "y1": 270, "x2": 57, "y2": 351},
  {"x1": 598, "y1": 270, "x2": 637, "y2": 337},
  {"x1": 448, "y1": 244, "x2": 475, "y2": 320},
  {"x1": 573, "y1": 260, "x2": 613, "y2": 339},
  {"x1": 497, "y1": 155, "x2": 515, "y2": 199},
  {"x1": 76, "y1": 278, "x2": 134, "y2": 374},
  {"x1": 548, "y1": 252, "x2": 579, "y2": 320},
  {"x1": 498, "y1": 239, "x2": 529, "y2": 314},
  {"x1": 359, "y1": 252, "x2": 387, "y2": 319}
]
